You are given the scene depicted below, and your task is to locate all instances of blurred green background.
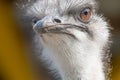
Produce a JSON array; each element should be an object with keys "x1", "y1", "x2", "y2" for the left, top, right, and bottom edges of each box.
[{"x1": 0, "y1": 0, "x2": 120, "y2": 80}]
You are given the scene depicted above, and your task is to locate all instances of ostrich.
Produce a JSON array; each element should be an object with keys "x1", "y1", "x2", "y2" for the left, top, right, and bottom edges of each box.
[{"x1": 15, "y1": 0, "x2": 111, "y2": 80}]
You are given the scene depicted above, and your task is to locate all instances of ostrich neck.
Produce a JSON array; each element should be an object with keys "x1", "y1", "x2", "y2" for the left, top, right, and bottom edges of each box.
[{"x1": 42, "y1": 42, "x2": 105, "y2": 80}]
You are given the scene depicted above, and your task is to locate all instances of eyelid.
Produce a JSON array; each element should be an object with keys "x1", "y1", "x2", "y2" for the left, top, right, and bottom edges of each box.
[
  {"x1": 79, "y1": 5, "x2": 94, "y2": 14},
  {"x1": 67, "y1": 4, "x2": 95, "y2": 16}
]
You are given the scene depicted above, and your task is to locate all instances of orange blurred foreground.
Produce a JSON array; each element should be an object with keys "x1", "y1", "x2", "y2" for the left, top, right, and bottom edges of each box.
[{"x1": 0, "y1": 1, "x2": 39, "y2": 80}]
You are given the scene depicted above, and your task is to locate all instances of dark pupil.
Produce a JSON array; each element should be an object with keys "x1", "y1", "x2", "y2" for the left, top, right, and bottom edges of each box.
[
  {"x1": 32, "y1": 18, "x2": 39, "y2": 24},
  {"x1": 83, "y1": 9, "x2": 89, "y2": 15}
]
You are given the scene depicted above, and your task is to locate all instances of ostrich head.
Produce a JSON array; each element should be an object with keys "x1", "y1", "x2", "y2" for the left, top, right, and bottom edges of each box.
[{"x1": 16, "y1": 0, "x2": 111, "y2": 80}]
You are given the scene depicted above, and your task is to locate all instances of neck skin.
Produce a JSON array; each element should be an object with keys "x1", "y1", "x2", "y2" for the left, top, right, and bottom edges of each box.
[{"x1": 41, "y1": 39, "x2": 105, "y2": 80}]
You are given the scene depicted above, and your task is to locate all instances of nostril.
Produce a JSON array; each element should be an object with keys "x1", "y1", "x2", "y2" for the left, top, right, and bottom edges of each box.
[{"x1": 54, "y1": 18, "x2": 61, "y2": 23}]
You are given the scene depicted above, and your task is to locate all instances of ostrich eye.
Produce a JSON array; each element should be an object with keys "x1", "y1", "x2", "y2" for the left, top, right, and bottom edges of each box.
[
  {"x1": 32, "y1": 17, "x2": 39, "y2": 25},
  {"x1": 79, "y1": 8, "x2": 92, "y2": 22}
]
